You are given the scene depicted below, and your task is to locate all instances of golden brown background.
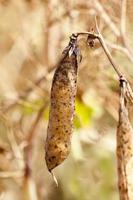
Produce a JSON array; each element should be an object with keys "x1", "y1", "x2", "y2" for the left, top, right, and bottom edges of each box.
[{"x1": 0, "y1": 0, "x2": 133, "y2": 199}]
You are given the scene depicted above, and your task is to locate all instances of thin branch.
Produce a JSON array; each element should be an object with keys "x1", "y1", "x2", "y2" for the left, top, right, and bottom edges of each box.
[
  {"x1": 92, "y1": 0, "x2": 133, "y2": 65},
  {"x1": 106, "y1": 41, "x2": 133, "y2": 64},
  {"x1": 24, "y1": 102, "x2": 48, "y2": 175},
  {"x1": 23, "y1": 103, "x2": 48, "y2": 200},
  {"x1": 92, "y1": 0, "x2": 120, "y2": 37},
  {"x1": 2, "y1": 76, "x2": 46, "y2": 112},
  {"x1": 0, "y1": 112, "x2": 24, "y2": 170},
  {"x1": 123, "y1": 39, "x2": 133, "y2": 60},
  {"x1": 75, "y1": 31, "x2": 123, "y2": 78},
  {"x1": 97, "y1": 33, "x2": 122, "y2": 78},
  {"x1": 22, "y1": 175, "x2": 38, "y2": 200},
  {"x1": 2, "y1": 54, "x2": 63, "y2": 113},
  {"x1": 0, "y1": 171, "x2": 24, "y2": 178},
  {"x1": 93, "y1": 17, "x2": 122, "y2": 78},
  {"x1": 7, "y1": 128, "x2": 24, "y2": 169},
  {"x1": 120, "y1": 0, "x2": 127, "y2": 37},
  {"x1": 120, "y1": 0, "x2": 133, "y2": 60},
  {"x1": 26, "y1": 102, "x2": 48, "y2": 143}
]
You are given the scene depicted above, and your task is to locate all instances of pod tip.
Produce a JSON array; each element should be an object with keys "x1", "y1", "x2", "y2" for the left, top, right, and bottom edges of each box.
[{"x1": 50, "y1": 171, "x2": 58, "y2": 187}]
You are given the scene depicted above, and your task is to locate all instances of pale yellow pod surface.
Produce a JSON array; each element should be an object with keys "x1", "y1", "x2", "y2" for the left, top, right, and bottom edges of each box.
[{"x1": 45, "y1": 53, "x2": 78, "y2": 172}]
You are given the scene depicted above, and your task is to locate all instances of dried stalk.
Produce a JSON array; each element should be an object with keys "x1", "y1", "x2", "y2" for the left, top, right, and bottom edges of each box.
[
  {"x1": 92, "y1": 0, "x2": 133, "y2": 64},
  {"x1": 74, "y1": 31, "x2": 123, "y2": 79},
  {"x1": 0, "y1": 171, "x2": 24, "y2": 178},
  {"x1": 120, "y1": 0, "x2": 133, "y2": 59},
  {"x1": 106, "y1": 41, "x2": 133, "y2": 64},
  {"x1": 23, "y1": 103, "x2": 47, "y2": 200},
  {"x1": 73, "y1": 22, "x2": 133, "y2": 200},
  {"x1": 93, "y1": 21, "x2": 133, "y2": 199},
  {"x1": 2, "y1": 75, "x2": 45, "y2": 112},
  {"x1": 92, "y1": 0, "x2": 120, "y2": 36},
  {"x1": 0, "y1": 112, "x2": 24, "y2": 170}
]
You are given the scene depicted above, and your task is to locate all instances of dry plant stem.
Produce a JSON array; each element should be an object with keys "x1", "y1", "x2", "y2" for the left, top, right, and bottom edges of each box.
[
  {"x1": 121, "y1": 0, "x2": 126, "y2": 37},
  {"x1": 92, "y1": 0, "x2": 133, "y2": 65},
  {"x1": 76, "y1": 31, "x2": 123, "y2": 79},
  {"x1": 0, "y1": 112, "x2": 24, "y2": 169},
  {"x1": 25, "y1": 103, "x2": 48, "y2": 173},
  {"x1": 23, "y1": 104, "x2": 47, "y2": 200},
  {"x1": 23, "y1": 168, "x2": 38, "y2": 200},
  {"x1": 106, "y1": 41, "x2": 133, "y2": 64},
  {"x1": 97, "y1": 34, "x2": 122, "y2": 78},
  {"x1": 2, "y1": 56, "x2": 65, "y2": 113},
  {"x1": 3, "y1": 76, "x2": 45, "y2": 112},
  {"x1": 92, "y1": 0, "x2": 120, "y2": 36},
  {"x1": 26, "y1": 103, "x2": 48, "y2": 143},
  {"x1": 120, "y1": 0, "x2": 133, "y2": 60},
  {"x1": 0, "y1": 171, "x2": 24, "y2": 178}
]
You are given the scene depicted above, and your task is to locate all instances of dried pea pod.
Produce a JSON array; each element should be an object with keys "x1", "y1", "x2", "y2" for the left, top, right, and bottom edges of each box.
[
  {"x1": 117, "y1": 78, "x2": 133, "y2": 200},
  {"x1": 45, "y1": 34, "x2": 80, "y2": 173}
]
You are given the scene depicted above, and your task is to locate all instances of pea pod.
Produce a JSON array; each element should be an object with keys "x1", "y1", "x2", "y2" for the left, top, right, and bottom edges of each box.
[{"x1": 45, "y1": 34, "x2": 79, "y2": 172}]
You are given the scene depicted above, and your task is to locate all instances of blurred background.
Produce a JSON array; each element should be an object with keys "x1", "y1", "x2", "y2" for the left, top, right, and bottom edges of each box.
[{"x1": 0, "y1": 0, "x2": 133, "y2": 199}]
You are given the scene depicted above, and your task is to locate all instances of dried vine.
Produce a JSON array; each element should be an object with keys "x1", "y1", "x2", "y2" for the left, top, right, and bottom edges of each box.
[{"x1": 45, "y1": 21, "x2": 133, "y2": 198}]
